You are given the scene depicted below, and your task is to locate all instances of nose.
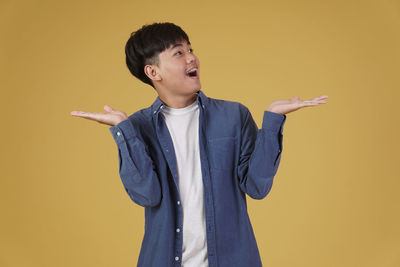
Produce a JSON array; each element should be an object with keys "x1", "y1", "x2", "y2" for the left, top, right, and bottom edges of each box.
[{"x1": 186, "y1": 53, "x2": 196, "y2": 63}]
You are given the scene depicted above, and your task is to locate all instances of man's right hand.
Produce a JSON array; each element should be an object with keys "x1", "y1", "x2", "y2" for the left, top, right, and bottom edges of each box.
[{"x1": 70, "y1": 105, "x2": 128, "y2": 126}]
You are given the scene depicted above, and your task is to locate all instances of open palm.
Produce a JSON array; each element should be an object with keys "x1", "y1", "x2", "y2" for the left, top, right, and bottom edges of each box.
[
  {"x1": 70, "y1": 105, "x2": 128, "y2": 126},
  {"x1": 268, "y1": 95, "x2": 328, "y2": 115}
]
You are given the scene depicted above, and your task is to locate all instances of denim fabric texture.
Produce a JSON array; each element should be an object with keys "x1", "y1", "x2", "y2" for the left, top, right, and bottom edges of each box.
[{"x1": 109, "y1": 90, "x2": 286, "y2": 267}]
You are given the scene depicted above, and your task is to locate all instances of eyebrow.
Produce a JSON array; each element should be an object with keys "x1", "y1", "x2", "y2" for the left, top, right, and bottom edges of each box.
[{"x1": 170, "y1": 41, "x2": 191, "y2": 50}]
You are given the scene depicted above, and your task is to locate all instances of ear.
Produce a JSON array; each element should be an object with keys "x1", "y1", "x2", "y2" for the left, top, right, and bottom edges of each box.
[{"x1": 144, "y1": 65, "x2": 162, "y2": 82}]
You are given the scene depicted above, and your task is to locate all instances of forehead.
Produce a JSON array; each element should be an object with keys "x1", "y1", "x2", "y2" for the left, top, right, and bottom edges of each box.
[{"x1": 168, "y1": 40, "x2": 191, "y2": 50}]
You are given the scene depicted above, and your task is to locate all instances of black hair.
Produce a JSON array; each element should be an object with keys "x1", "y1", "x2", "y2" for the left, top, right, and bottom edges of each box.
[{"x1": 125, "y1": 22, "x2": 191, "y2": 89}]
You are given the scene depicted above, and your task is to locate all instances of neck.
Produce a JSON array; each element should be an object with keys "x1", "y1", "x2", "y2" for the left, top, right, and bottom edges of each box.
[{"x1": 158, "y1": 90, "x2": 199, "y2": 108}]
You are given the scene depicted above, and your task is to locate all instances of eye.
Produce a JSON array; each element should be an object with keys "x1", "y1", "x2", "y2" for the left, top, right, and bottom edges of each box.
[{"x1": 175, "y1": 48, "x2": 194, "y2": 55}]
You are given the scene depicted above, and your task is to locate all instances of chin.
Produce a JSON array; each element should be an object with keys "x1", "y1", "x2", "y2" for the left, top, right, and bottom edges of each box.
[
  {"x1": 185, "y1": 84, "x2": 201, "y2": 93},
  {"x1": 194, "y1": 82, "x2": 202, "y2": 91}
]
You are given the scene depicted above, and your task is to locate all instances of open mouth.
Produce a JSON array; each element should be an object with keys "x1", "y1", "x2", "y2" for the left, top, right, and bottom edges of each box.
[{"x1": 186, "y1": 68, "x2": 199, "y2": 79}]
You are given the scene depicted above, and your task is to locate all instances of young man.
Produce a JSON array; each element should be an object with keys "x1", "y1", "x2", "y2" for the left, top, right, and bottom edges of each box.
[{"x1": 71, "y1": 22, "x2": 328, "y2": 267}]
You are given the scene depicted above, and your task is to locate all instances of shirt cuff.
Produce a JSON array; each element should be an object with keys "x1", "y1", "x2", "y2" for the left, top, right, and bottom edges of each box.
[
  {"x1": 261, "y1": 110, "x2": 286, "y2": 134},
  {"x1": 109, "y1": 118, "x2": 137, "y2": 145}
]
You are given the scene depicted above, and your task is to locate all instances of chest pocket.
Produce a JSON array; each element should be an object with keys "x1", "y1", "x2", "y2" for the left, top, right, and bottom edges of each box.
[{"x1": 207, "y1": 136, "x2": 237, "y2": 171}]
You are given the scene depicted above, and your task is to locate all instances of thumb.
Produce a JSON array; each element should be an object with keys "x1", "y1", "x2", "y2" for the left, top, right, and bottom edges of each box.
[{"x1": 104, "y1": 105, "x2": 114, "y2": 113}]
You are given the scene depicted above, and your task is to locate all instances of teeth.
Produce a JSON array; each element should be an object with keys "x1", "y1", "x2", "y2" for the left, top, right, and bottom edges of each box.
[{"x1": 187, "y1": 68, "x2": 198, "y2": 74}]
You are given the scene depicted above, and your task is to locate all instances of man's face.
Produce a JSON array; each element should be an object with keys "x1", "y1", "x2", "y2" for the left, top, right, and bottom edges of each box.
[{"x1": 151, "y1": 39, "x2": 201, "y2": 95}]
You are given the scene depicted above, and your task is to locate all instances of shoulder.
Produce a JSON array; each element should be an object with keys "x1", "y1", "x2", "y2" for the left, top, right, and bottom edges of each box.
[
  {"x1": 206, "y1": 96, "x2": 251, "y2": 129},
  {"x1": 126, "y1": 108, "x2": 149, "y2": 123},
  {"x1": 207, "y1": 96, "x2": 249, "y2": 115},
  {"x1": 122, "y1": 107, "x2": 154, "y2": 137}
]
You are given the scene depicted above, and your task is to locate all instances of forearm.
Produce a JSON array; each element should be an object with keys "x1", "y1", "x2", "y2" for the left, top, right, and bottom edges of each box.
[
  {"x1": 237, "y1": 109, "x2": 286, "y2": 199},
  {"x1": 109, "y1": 118, "x2": 162, "y2": 208}
]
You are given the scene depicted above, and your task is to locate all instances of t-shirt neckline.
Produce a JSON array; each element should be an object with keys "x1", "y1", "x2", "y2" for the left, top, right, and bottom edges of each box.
[{"x1": 161, "y1": 100, "x2": 198, "y2": 115}]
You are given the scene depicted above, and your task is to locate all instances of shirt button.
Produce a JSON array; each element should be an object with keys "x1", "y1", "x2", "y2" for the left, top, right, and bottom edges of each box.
[
  {"x1": 153, "y1": 110, "x2": 156, "y2": 114},
  {"x1": 177, "y1": 201, "x2": 180, "y2": 205},
  {"x1": 175, "y1": 256, "x2": 179, "y2": 261},
  {"x1": 117, "y1": 131, "x2": 121, "y2": 136},
  {"x1": 166, "y1": 149, "x2": 169, "y2": 152},
  {"x1": 176, "y1": 228, "x2": 180, "y2": 232}
]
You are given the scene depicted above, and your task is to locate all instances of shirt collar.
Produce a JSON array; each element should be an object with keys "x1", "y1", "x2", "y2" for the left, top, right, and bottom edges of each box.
[{"x1": 151, "y1": 90, "x2": 207, "y2": 116}]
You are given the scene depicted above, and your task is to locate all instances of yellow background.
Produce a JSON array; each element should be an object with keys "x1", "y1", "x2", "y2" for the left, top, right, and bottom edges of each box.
[{"x1": 1, "y1": 0, "x2": 399, "y2": 266}]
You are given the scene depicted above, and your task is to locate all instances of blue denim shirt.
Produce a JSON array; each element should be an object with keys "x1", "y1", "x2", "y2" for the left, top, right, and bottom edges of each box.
[{"x1": 109, "y1": 90, "x2": 286, "y2": 267}]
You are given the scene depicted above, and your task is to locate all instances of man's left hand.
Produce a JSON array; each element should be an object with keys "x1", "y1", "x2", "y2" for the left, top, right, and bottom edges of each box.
[{"x1": 268, "y1": 95, "x2": 328, "y2": 115}]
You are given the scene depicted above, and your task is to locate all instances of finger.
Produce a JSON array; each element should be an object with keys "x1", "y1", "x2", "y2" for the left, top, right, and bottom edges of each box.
[
  {"x1": 289, "y1": 97, "x2": 300, "y2": 104},
  {"x1": 104, "y1": 105, "x2": 114, "y2": 113},
  {"x1": 312, "y1": 99, "x2": 328, "y2": 103},
  {"x1": 300, "y1": 101, "x2": 320, "y2": 107},
  {"x1": 70, "y1": 111, "x2": 85, "y2": 116},
  {"x1": 70, "y1": 111, "x2": 102, "y2": 121},
  {"x1": 313, "y1": 95, "x2": 329, "y2": 100},
  {"x1": 303, "y1": 100, "x2": 328, "y2": 107}
]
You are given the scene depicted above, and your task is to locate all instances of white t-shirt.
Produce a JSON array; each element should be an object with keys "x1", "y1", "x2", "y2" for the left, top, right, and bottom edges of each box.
[{"x1": 161, "y1": 100, "x2": 209, "y2": 267}]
